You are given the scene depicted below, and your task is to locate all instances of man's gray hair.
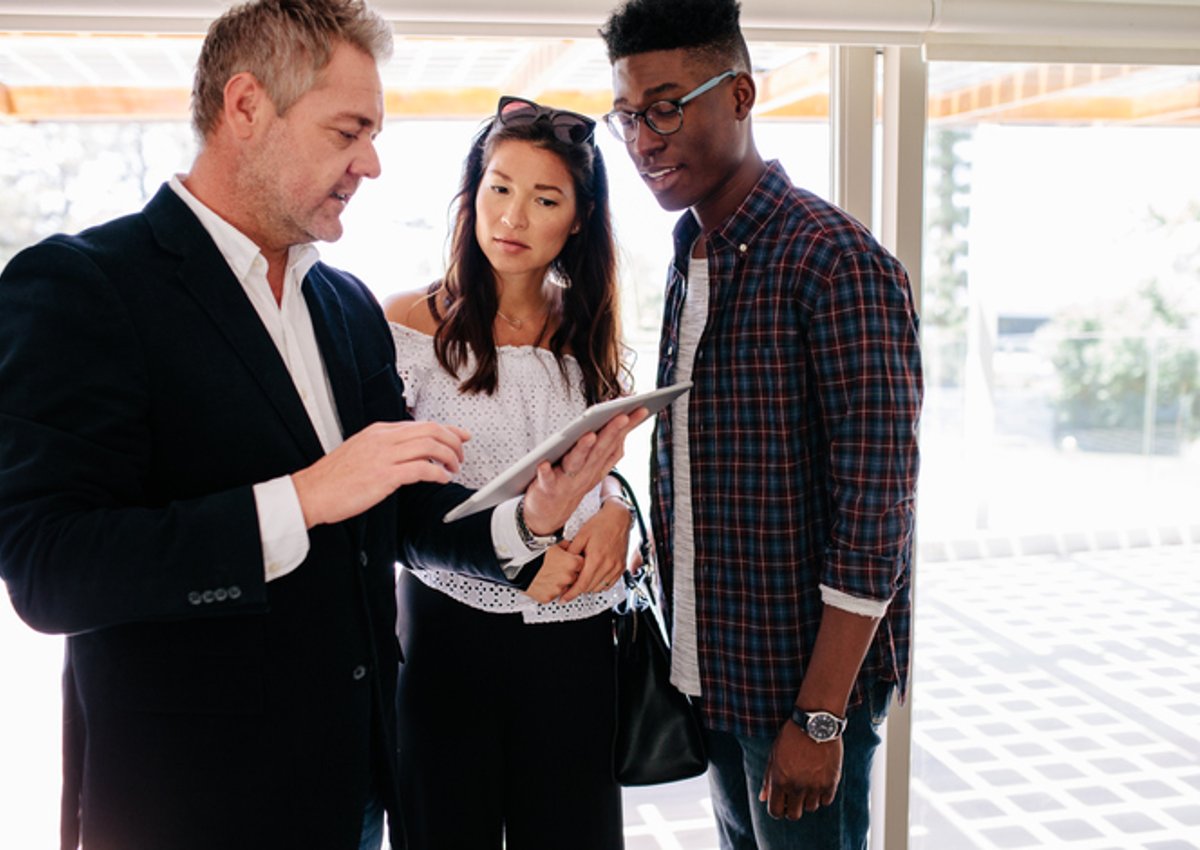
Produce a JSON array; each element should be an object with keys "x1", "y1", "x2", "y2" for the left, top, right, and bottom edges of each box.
[{"x1": 192, "y1": 0, "x2": 393, "y2": 139}]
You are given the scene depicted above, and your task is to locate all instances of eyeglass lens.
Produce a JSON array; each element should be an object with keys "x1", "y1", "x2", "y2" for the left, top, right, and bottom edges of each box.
[{"x1": 605, "y1": 70, "x2": 735, "y2": 142}]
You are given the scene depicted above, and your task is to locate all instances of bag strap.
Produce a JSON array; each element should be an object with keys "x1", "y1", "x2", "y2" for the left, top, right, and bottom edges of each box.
[
  {"x1": 608, "y1": 469, "x2": 674, "y2": 646},
  {"x1": 608, "y1": 467, "x2": 665, "y2": 619},
  {"x1": 607, "y1": 468, "x2": 651, "y2": 573}
]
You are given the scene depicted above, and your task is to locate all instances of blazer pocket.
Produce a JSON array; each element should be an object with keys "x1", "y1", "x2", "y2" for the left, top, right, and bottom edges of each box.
[
  {"x1": 114, "y1": 655, "x2": 265, "y2": 716},
  {"x1": 73, "y1": 621, "x2": 266, "y2": 716}
]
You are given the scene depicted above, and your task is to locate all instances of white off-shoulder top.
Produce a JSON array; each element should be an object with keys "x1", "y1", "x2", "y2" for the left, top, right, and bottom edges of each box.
[{"x1": 390, "y1": 322, "x2": 623, "y2": 623}]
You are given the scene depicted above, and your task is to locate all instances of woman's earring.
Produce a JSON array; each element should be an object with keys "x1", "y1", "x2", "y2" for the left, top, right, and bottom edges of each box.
[{"x1": 544, "y1": 260, "x2": 572, "y2": 290}]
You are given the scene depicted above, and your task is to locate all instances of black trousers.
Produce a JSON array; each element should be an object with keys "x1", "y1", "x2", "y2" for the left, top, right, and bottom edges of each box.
[{"x1": 395, "y1": 570, "x2": 624, "y2": 850}]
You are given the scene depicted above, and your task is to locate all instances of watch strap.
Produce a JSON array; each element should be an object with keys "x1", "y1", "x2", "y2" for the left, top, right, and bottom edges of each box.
[
  {"x1": 790, "y1": 707, "x2": 848, "y2": 741},
  {"x1": 515, "y1": 496, "x2": 562, "y2": 549}
]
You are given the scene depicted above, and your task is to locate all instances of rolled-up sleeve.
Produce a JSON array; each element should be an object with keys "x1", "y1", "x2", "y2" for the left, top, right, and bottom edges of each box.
[{"x1": 812, "y1": 249, "x2": 923, "y2": 602}]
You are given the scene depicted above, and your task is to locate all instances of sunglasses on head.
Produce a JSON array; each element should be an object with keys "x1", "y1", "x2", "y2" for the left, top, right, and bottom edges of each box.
[{"x1": 495, "y1": 96, "x2": 597, "y2": 146}]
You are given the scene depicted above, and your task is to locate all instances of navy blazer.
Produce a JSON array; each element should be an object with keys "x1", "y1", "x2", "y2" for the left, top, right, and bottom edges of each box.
[{"x1": 0, "y1": 185, "x2": 504, "y2": 850}]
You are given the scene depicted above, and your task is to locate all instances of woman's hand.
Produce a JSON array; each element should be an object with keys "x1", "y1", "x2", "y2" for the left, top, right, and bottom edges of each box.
[
  {"x1": 559, "y1": 499, "x2": 633, "y2": 603},
  {"x1": 523, "y1": 543, "x2": 584, "y2": 604},
  {"x1": 520, "y1": 408, "x2": 648, "y2": 535}
]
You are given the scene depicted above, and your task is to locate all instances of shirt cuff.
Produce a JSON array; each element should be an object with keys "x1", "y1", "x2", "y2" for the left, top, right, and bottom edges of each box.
[
  {"x1": 820, "y1": 584, "x2": 890, "y2": 618},
  {"x1": 491, "y1": 496, "x2": 543, "y2": 579},
  {"x1": 254, "y1": 476, "x2": 310, "y2": 582}
]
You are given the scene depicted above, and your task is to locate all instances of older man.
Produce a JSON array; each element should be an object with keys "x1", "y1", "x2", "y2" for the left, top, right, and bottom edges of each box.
[{"x1": 0, "y1": 2, "x2": 637, "y2": 848}]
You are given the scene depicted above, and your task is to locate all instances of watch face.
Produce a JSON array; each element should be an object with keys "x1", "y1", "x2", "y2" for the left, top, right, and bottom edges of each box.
[{"x1": 807, "y1": 712, "x2": 841, "y2": 741}]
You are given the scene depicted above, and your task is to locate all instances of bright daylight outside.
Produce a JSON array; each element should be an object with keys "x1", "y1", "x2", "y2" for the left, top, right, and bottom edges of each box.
[
  {"x1": 910, "y1": 62, "x2": 1200, "y2": 850},
  {"x1": 1, "y1": 25, "x2": 1198, "y2": 850}
]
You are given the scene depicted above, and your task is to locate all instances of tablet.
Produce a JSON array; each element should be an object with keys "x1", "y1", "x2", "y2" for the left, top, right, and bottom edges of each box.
[{"x1": 441, "y1": 381, "x2": 693, "y2": 523}]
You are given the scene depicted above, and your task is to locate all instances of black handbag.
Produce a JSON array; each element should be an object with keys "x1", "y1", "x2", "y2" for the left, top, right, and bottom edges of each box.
[{"x1": 610, "y1": 471, "x2": 707, "y2": 786}]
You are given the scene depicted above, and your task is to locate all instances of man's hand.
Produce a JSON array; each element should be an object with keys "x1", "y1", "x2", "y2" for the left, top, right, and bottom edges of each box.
[
  {"x1": 524, "y1": 543, "x2": 584, "y2": 604},
  {"x1": 559, "y1": 500, "x2": 633, "y2": 602},
  {"x1": 758, "y1": 605, "x2": 880, "y2": 817},
  {"x1": 521, "y1": 408, "x2": 649, "y2": 535},
  {"x1": 759, "y1": 721, "x2": 843, "y2": 819},
  {"x1": 292, "y1": 420, "x2": 470, "y2": 528}
]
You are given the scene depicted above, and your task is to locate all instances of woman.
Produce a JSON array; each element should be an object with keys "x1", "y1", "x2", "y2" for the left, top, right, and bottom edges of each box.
[{"x1": 386, "y1": 96, "x2": 632, "y2": 849}]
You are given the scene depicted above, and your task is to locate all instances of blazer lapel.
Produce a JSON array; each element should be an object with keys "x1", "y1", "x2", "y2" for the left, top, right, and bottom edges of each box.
[
  {"x1": 303, "y1": 266, "x2": 365, "y2": 438},
  {"x1": 143, "y1": 186, "x2": 325, "y2": 461},
  {"x1": 302, "y1": 267, "x2": 368, "y2": 550}
]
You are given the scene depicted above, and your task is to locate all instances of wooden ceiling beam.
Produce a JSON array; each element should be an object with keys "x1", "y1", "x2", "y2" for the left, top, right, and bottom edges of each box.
[
  {"x1": 2, "y1": 77, "x2": 1196, "y2": 126},
  {"x1": 383, "y1": 87, "x2": 611, "y2": 119},
  {"x1": 383, "y1": 87, "x2": 496, "y2": 119},
  {"x1": 929, "y1": 76, "x2": 1200, "y2": 126},
  {"x1": 756, "y1": 93, "x2": 830, "y2": 121},
  {"x1": 928, "y1": 63, "x2": 1144, "y2": 122},
  {"x1": 1129, "y1": 80, "x2": 1200, "y2": 124},
  {"x1": 2, "y1": 85, "x2": 190, "y2": 119},
  {"x1": 499, "y1": 39, "x2": 577, "y2": 100},
  {"x1": 932, "y1": 95, "x2": 1134, "y2": 125},
  {"x1": 754, "y1": 51, "x2": 829, "y2": 115}
]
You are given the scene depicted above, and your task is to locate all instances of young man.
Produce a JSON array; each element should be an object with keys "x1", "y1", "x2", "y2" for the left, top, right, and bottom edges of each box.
[
  {"x1": 0, "y1": 2, "x2": 638, "y2": 849},
  {"x1": 600, "y1": 1, "x2": 924, "y2": 848}
]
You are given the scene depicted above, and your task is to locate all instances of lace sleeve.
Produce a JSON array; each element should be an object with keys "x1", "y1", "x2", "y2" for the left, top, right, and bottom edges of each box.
[{"x1": 389, "y1": 322, "x2": 424, "y2": 411}]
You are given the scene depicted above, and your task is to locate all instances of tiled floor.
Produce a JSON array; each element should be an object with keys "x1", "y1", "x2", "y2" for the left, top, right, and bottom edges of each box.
[
  {"x1": 621, "y1": 543, "x2": 1200, "y2": 850},
  {"x1": 624, "y1": 777, "x2": 719, "y2": 850},
  {"x1": 909, "y1": 544, "x2": 1200, "y2": 850}
]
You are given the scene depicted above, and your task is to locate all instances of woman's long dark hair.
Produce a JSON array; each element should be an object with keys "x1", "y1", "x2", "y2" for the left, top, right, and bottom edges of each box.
[{"x1": 431, "y1": 113, "x2": 628, "y2": 405}]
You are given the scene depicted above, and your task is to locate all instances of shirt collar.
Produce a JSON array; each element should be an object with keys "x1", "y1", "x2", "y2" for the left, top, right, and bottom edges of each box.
[
  {"x1": 168, "y1": 175, "x2": 320, "y2": 289},
  {"x1": 671, "y1": 159, "x2": 791, "y2": 264}
]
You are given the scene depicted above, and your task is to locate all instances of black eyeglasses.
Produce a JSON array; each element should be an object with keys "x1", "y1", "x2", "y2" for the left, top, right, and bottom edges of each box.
[
  {"x1": 496, "y1": 96, "x2": 597, "y2": 145},
  {"x1": 603, "y1": 70, "x2": 737, "y2": 143}
]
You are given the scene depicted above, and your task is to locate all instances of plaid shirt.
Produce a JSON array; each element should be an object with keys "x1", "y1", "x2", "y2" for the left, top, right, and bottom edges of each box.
[{"x1": 650, "y1": 161, "x2": 923, "y2": 738}]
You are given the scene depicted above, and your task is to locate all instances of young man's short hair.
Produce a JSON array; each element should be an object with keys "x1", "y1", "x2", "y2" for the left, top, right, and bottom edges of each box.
[{"x1": 599, "y1": 0, "x2": 751, "y2": 72}]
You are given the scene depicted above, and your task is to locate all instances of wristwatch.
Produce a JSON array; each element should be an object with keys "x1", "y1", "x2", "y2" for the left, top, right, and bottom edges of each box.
[
  {"x1": 515, "y1": 496, "x2": 563, "y2": 550},
  {"x1": 790, "y1": 707, "x2": 848, "y2": 743}
]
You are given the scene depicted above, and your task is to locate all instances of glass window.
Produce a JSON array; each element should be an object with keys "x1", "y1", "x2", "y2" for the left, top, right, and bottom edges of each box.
[{"x1": 912, "y1": 61, "x2": 1200, "y2": 850}]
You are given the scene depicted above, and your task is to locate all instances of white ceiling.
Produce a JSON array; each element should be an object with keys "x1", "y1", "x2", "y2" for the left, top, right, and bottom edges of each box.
[{"x1": 2, "y1": 0, "x2": 1200, "y2": 45}]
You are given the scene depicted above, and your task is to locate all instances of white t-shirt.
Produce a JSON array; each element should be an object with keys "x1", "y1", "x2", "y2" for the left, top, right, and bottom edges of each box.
[{"x1": 668, "y1": 254, "x2": 709, "y2": 696}]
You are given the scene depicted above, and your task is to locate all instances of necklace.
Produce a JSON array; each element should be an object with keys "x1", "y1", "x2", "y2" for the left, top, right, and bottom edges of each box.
[{"x1": 495, "y1": 305, "x2": 547, "y2": 329}]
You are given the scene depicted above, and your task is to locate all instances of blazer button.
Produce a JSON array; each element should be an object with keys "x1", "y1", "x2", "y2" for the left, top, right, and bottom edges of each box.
[
  {"x1": 214, "y1": 588, "x2": 228, "y2": 602},
  {"x1": 187, "y1": 591, "x2": 202, "y2": 606},
  {"x1": 352, "y1": 665, "x2": 368, "y2": 681},
  {"x1": 228, "y1": 586, "x2": 242, "y2": 600},
  {"x1": 201, "y1": 590, "x2": 215, "y2": 604},
  {"x1": 359, "y1": 551, "x2": 369, "y2": 567}
]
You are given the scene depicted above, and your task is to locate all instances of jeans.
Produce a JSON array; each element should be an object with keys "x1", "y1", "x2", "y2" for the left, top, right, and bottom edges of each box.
[{"x1": 706, "y1": 681, "x2": 893, "y2": 850}]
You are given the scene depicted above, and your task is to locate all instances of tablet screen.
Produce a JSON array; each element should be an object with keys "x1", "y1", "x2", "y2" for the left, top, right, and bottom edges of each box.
[{"x1": 442, "y1": 381, "x2": 692, "y2": 523}]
